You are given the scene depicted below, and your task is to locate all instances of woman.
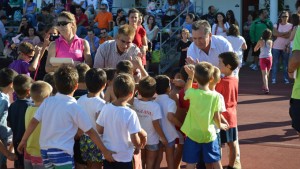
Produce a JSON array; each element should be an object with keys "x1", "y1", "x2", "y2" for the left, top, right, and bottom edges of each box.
[
  {"x1": 128, "y1": 8, "x2": 148, "y2": 66},
  {"x1": 23, "y1": 0, "x2": 37, "y2": 26},
  {"x1": 22, "y1": 27, "x2": 41, "y2": 46},
  {"x1": 271, "y1": 10, "x2": 293, "y2": 84},
  {"x1": 243, "y1": 13, "x2": 254, "y2": 66},
  {"x1": 212, "y1": 12, "x2": 230, "y2": 37},
  {"x1": 161, "y1": 0, "x2": 179, "y2": 27},
  {"x1": 226, "y1": 10, "x2": 238, "y2": 25},
  {"x1": 45, "y1": 11, "x2": 92, "y2": 73},
  {"x1": 145, "y1": 15, "x2": 159, "y2": 47}
]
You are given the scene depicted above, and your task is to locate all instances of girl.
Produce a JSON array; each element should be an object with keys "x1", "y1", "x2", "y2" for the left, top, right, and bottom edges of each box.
[
  {"x1": 22, "y1": 27, "x2": 41, "y2": 46},
  {"x1": 226, "y1": 10, "x2": 238, "y2": 26},
  {"x1": 254, "y1": 29, "x2": 273, "y2": 94},
  {"x1": 212, "y1": 12, "x2": 230, "y2": 37},
  {"x1": 177, "y1": 28, "x2": 191, "y2": 67}
]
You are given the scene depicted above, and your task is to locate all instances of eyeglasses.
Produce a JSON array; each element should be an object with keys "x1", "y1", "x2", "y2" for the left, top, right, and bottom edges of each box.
[
  {"x1": 57, "y1": 21, "x2": 71, "y2": 26},
  {"x1": 24, "y1": 53, "x2": 34, "y2": 58}
]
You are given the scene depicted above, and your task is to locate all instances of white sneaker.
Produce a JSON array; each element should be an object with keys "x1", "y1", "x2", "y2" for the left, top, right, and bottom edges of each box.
[
  {"x1": 249, "y1": 63, "x2": 255, "y2": 68},
  {"x1": 284, "y1": 79, "x2": 290, "y2": 84},
  {"x1": 252, "y1": 65, "x2": 258, "y2": 70},
  {"x1": 272, "y1": 79, "x2": 276, "y2": 84}
]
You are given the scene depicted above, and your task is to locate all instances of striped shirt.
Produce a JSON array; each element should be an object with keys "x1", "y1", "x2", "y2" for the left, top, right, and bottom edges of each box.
[{"x1": 93, "y1": 40, "x2": 140, "y2": 69}]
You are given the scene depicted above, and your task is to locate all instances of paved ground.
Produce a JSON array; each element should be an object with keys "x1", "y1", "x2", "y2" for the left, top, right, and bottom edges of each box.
[{"x1": 7, "y1": 66, "x2": 300, "y2": 169}]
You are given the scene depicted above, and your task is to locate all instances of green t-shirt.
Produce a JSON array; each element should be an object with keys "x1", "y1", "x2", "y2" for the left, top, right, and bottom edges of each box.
[
  {"x1": 292, "y1": 27, "x2": 300, "y2": 99},
  {"x1": 181, "y1": 88, "x2": 220, "y2": 143},
  {"x1": 25, "y1": 106, "x2": 42, "y2": 156}
]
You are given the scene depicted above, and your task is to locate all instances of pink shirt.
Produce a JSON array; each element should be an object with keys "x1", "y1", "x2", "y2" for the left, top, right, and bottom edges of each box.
[
  {"x1": 273, "y1": 23, "x2": 293, "y2": 50},
  {"x1": 55, "y1": 35, "x2": 84, "y2": 62}
]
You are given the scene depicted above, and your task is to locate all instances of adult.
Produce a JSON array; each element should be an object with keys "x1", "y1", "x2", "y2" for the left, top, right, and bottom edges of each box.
[
  {"x1": 0, "y1": 16, "x2": 13, "y2": 53},
  {"x1": 249, "y1": 9, "x2": 273, "y2": 71},
  {"x1": 93, "y1": 24, "x2": 140, "y2": 69},
  {"x1": 179, "y1": 0, "x2": 194, "y2": 25},
  {"x1": 99, "y1": 28, "x2": 113, "y2": 44},
  {"x1": 144, "y1": 15, "x2": 159, "y2": 48},
  {"x1": 128, "y1": 8, "x2": 148, "y2": 66},
  {"x1": 296, "y1": 0, "x2": 300, "y2": 16},
  {"x1": 271, "y1": 10, "x2": 293, "y2": 84},
  {"x1": 113, "y1": 8, "x2": 125, "y2": 27},
  {"x1": 22, "y1": 27, "x2": 41, "y2": 46},
  {"x1": 70, "y1": 0, "x2": 86, "y2": 15},
  {"x1": 45, "y1": 11, "x2": 92, "y2": 73},
  {"x1": 200, "y1": 5, "x2": 216, "y2": 26},
  {"x1": 75, "y1": 5, "x2": 89, "y2": 37},
  {"x1": 39, "y1": 6, "x2": 55, "y2": 26},
  {"x1": 226, "y1": 10, "x2": 238, "y2": 26},
  {"x1": 211, "y1": 12, "x2": 230, "y2": 37},
  {"x1": 17, "y1": 17, "x2": 33, "y2": 37},
  {"x1": 23, "y1": 0, "x2": 37, "y2": 26},
  {"x1": 242, "y1": 13, "x2": 254, "y2": 66},
  {"x1": 9, "y1": 0, "x2": 23, "y2": 21},
  {"x1": 91, "y1": 2, "x2": 113, "y2": 35},
  {"x1": 161, "y1": 0, "x2": 179, "y2": 27},
  {"x1": 85, "y1": 29, "x2": 99, "y2": 61}
]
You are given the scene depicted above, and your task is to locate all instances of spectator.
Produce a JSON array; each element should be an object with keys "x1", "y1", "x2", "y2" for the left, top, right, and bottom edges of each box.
[
  {"x1": 18, "y1": 17, "x2": 33, "y2": 36},
  {"x1": 212, "y1": 12, "x2": 230, "y2": 37},
  {"x1": 9, "y1": 0, "x2": 23, "y2": 20},
  {"x1": 243, "y1": 13, "x2": 254, "y2": 66},
  {"x1": 113, "y1": 8, "x2": 125, "y2": 27},
  {"x1": 161, "y1": 0, "x2": 179, "y2": 27},
  {"x1": 99, "y1": 28, "x2": 113, "y2": 44},
  {"x1": 85, "y1": 29, "x2": 99, "y2": 61},
  {"x1": 75, "y1": 5, "x2": 89, "y2": 37},
  {"x1": 145, "y1": 15, "x2": 159, "y2": 49},
  {"x1": 177, "y1": 28, "x2": 192, "y2": 67},
  {"x1": 23, "y1": 0, "x2": 37, "y2": 26},
  {"x1": 113, "y1": 16, "x2": 126, "y2": 38},
  {"x1": 45, "y1": 11, "x2": 92, "y2": 72},
  {"x1": 22, "y1": 27, "x2": 41, "y2": 46},
  {"x1": 40, "y1": 6, "x2": 55, "y2": 26},
  {"x1": 92, "y1": 2, "x2": 113, "y2": 35},
  {"x1": 200, "y1": 5, "x2": 216, "y2": 26},
  {"x1": 179, "y1": 0, "x2": 194, "y2": 25},
  {"x1": 182, "y1": 13, "x2": 195, "y2": 34},
  {"x1": 70, "y1": 0, "x2": 86, "y2": 15},
  {"x1": 296, "y1": 0, "x2": 300, "y2": 16},
  {"x1": 226, "y1": 10, "x2": 238, "y2": 26},
  {"x1": 0, "y1": 16, "x2": 14, "y2": 53}
]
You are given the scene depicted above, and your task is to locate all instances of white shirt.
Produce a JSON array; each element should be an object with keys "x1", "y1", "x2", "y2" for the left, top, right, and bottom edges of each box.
[
  {"x1": 187, "y1": 35, "x2": 233, "y2": 67},
  {"x1": 86, "y1": 0, "x2": 97, "y2": 9},
  {"x1": 34, "y1": 93, "x2": 92, "y2": 155},
  {"x1": 155, "y1": 94, "x2": 178, "y2": 142},
  {"x1": 77, "y1": 94, "x2": 106, "y2": 132},
  {"x1": 226, "y1": 35, "x2": 246, "y2": 66},
  {"x1": 145, "y1": 25, "x2": 159, "y2": 41},
  {"x1": 73, "y1": 0, "x2": 87, "y2": 9},
  {"x1": 133, "y1": 98, "x2": 162, "y2": 145},
  {"x1": 96, "y1": 103, "x2": 142, "y2": 162},
  {"x1": 212, "y1": 22, "x2": 230, "y2": 37}
]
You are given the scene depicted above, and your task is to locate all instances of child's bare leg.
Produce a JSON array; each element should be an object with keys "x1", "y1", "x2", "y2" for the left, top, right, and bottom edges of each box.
[
  {"x1": 145, "y1": 150, "x2": 158, "y2": 169},
  {"x1": 141, "y1": 149, "x2": 146, "y2": 169},
  {"x1": 154, "y1": 147, "x2": 163, "y2": 169},
  {"x1": 227, "y1": 141, "x2": 237, "y2": 167},
  {"x1": 186, "y1": 163, "x2": 196, "y2": 169},
  {"x1": 87, "y1": 161, "x2": 102, "y2": 169},
  {"x1": 261, "y1": 70, "x2": 268, "y2": 89},
  {"x1": 174, "y1": 144, "x2": 183, "y2": 169},
  {"x1": 165, "y1": 145, "x2": 175, "y2": 169}
]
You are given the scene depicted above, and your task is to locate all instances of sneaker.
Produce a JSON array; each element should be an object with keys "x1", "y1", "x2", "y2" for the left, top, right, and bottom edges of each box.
[
  {"x1": 242, "y1": 62, "x2": 247, "y2": 67},
  {"x1": 284, "y1": 79, "x2": 290, "y2": 84},
  {"x1": 252, "y1": 65, "x2": 258, "y2": 70},
  {"x1": 272, "y1": 79, "x2": 276, "y2": 84},
  {"x1": 249, "y1": 63, "x2": 255, "y2": 68},
  {"x1": 265, "y1": 89, "x2": 270, "y2": 94}
]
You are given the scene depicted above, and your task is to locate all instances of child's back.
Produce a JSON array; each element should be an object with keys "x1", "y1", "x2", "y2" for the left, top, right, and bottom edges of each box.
[{"x1": 259, "y1": 40, "x2": 272, "y2": 58}]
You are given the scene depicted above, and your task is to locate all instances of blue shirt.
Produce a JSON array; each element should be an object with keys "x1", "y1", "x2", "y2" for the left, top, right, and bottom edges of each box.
[
  {"x1": 85, "y1": 36, "x2": 100, "y2": 53},
  {"x1": 0, "y1": 92, "x2": 10, "y2": 140}
]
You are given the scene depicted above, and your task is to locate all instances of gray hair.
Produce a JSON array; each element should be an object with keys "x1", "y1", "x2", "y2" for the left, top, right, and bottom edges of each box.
[{"x1": 192, "y1": 20, "x2": 211, "y2": 35}]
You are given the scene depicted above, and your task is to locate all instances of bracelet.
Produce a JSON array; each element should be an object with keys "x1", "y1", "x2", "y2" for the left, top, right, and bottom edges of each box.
[{"x1": 187, "y1": 77, "x2": 193, "y2": 80}]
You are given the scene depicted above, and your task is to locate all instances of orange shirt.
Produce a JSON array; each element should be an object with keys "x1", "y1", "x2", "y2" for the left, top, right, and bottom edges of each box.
[
  {"x1": 94, "y1": 12, "x2": 113, "y2": 29},
  {"x1": 99, "y1": 36, "x2": 114, "y2": 44}
]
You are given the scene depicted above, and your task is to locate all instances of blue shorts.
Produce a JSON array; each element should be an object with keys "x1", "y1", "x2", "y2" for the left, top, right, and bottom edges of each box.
[
  {"x1": 221, "y1": 127, "x2": 237, "y2": 144},
  {"x1": 41, "y1": 148, "x2": 74, "y2": 169},
  {"x1": 182, "y1": 137, "x2": 221, "y2": 164},
  {"x1": 145, "y1": 143, "x2": 160, "y2": 151},
  {"x1": 159, "y1": 139, "x2": 176, "y2": 148}
]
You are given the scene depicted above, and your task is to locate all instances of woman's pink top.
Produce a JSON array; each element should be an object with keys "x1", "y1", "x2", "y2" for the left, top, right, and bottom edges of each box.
[{"x1": 55, "y1": 35, "x2": 84, "y2": 62}]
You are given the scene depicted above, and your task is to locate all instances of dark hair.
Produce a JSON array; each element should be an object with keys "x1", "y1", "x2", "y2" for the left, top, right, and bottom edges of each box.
[
  {"x1": 76, "y1": 63, "x2": 90, "y2": 83},
  {"x1": 194, "y1": 62, "x2": 214, "y2": 86},
  {"x1": 180, "y1": 64, "x2": 194, "y2": 82},
  {"x1": 42, "y1": 6, "x2": 50, "y2": 13},
  {"x1": 214, "y1": 12, "x2": 226, "y2": 24},
  {"x1": 0, "y1": 15, "x2": 7, "y2": 20},
  {"x1": 226, "y1": 10, "x2": 237, "y2": 25},
  {"x1": 43, "y1": 72, "x2": 57, "y2": 95},
  {"x1": 227, "y1": 24, "x2": 240, "y2": 36},
  {"x1": 18, "y1": 42, "x2": 34, "y2": 55},
  {"x1": 138, "y1": 76, "x2": 156, "y2": 98},
  {"x1": 128, "y1": 8, "x2": 140, "y2": 17},
  {"x1": 104, "y1": 68, "x2": 116, "y2": 82},
  {"x1": 155, "y1": 75, "x2": 170, "y2": 95},
  {"x1": 116, "y1": 60, "x2": 134, "y2": 75},
  {"x1": 218, "y1": 52, "x2": 239, "y2": 71},
  {"x1": 296, "y1": 0, "x2": 300, "y2": 9},
  {"x1": 85, "y1": 68, "x2": 107, "y2": 93},
  {"x1": 261, "y1": 28, "x2": 272, "y2": 41},
  {"x1": 187, "y1": 13, "x2": 195, "y2": 21},
  {"x1": 258, "y1": 9, "x2": 266, "y2": 16},
  {"x1": 208, "y1": 5, "x2": 214, "y2": 11},
  {"x1": 28, "y1": 27, "x2": 38, "y2": 36},
  {"x1": 117, "y1": 8, "x2": 124, "y2": 15},
  {"x1": 54, "y1": 65, "x2": 79, "y2": 95},
  {"x1": 119, "y1": 16, "x2": 127, "y2": 24},
  {"x1": 87, "y1": 29, "x2": 95, "y2": 34},
  {"x1": 13, "y1": 74, "x2": 32, "y2": 98},
  {"x1": 147, "y1": 15, "x2": 157, "y2": 30},
  {"x1": 291, "y1": 14, "x2": 300, "y2": 27},
  {"x1": 0, "y1": 68, "x2": 18, "y2": 88},
  {"x1": 113, "y1": 73, "x2": 135, "y2": 98}
]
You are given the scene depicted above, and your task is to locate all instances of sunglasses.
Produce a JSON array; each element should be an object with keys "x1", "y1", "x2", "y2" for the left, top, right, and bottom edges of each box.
[
  {"x1": 24, "y1": 53, "x2": 34, "y2": 58},
  {"x1": 57, "y1": 21, "x2": 71, "y2": 26},
  {"x1": 100, "y1": 8, "x2": 106, "y2": 10},
  {"x1": 281, "y1": 16, "x2": 288, "y2": 18}
]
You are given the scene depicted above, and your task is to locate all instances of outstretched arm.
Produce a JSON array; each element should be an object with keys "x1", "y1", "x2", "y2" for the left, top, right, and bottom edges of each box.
[{"x1": 17, "y1": 118, "x2": 39, "y2": 154}]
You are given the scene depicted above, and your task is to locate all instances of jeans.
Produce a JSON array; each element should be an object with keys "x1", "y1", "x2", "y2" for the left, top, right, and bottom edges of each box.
[
  {"x1": 271, "y1": 48, "x2": 289, "y2": 81},
  {"x1": 76, "y1": 26, "x2": 87, "y2": 37},
  {"x1": 25, "y1": 13, "x2": 37, "y2": 26}
]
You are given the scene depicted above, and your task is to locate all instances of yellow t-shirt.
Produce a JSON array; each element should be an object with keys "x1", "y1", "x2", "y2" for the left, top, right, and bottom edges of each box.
[
  {"x1": 181, "y1": 88, "x2": 220, "y2": 143},
  {"x1": 292, "y1": 27, "x2": 300, "y2": 99},
  {"x1": 25, "y1": 106, "x2": 42, "y2": 156}
]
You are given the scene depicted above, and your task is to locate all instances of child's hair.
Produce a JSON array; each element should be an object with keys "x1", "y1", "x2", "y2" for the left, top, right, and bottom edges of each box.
[
  {"x1": 155, "y1": 75, "x2": 170, "y2": 95},
  {"x1": 187, "y1": 13, "x2": 195, "y2": 21},
  {"x1": 116, "y1": 60, "x2": 134, "y2": 75},
  {"x1": 0, "y1": 68, "x2": 18, "y2": 88},
  {"x1": 227, "y1": 24, "x2": 240, "y2": 37},
  {"x1": 218, "y1": 52, "x2": 240, "y2": 71},
  {"x1": 13, "y1": 74, "x2": 32, "y2": 98},
  {"x1": 194, "y1": 62, "x2": 214, "y2": 86},
  {"x1": 104, "y1": 68, "x2": 116, "y2": 82},
  {"x1": 30, "y1": 81, "x2": 53, "y2": 103},
  {"x1": 180, "y1": 64, "x2": 195, "y2": 82},
  {"x1": 291, "y1": 14, "x2": 300, "y2": 27},
  {"x1": 76, "y1": 63, "x2": 90, "y2": 83},
  {"x1": 212, "y1": 66, "x2": 221, "y2": 85},
  {"x1": 181, "y1": 28, "x2": 190, "y2": 39},
  {"x1": 138, "y1": 76, "x2": 156, "y2": 98},
  {"x1": 43, "y1": 72, "x2": 57, "y2": 95},
  {"x1": 18, "y1": 42, "x2": 34, "y2": 55},
  {"x1": 85, "y1": 68, "x2": 107, "y2": 93},
  {"x1": 113, "y1": 73, "x2": 135, "y2": 99},
  {"x1": 261, "y1": 29, "x2": 272, "y2": 41},
  {"x1": 54, "y1": 65, "x2": 79, "y2": 95}
]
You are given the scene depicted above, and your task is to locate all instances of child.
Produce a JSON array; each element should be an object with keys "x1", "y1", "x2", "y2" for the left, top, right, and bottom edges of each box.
[
  {"x1": 181, "y1": 62, "x2": 223, "y2": 169},
  {"x1": 254, "y1": 29, "x2": 273, "y2": 94},
  {"x1": 215, "y1": 52, "x2": 240, "y2": 169},
  {"x1": 17, "y1": 65, "x2": 114, "y2": 168},
  {"x1": 154, "y1": 75, "x2": 182, "y2": 169},
  {"x1": 77, "y1": 68, "x2": 107, "y2": 169},
  {"x1": 96, "y1": 73, "x2": 144, "y2": 169},
  {"x1": 43, "y1": 72, "x2": 57, "y2": 96},
  {"x1": 7, "y1": 74, "x2": 33, "y2": 169},
  {"x1": 103, "y1": 68, "x2": 116, "y2": 102},
  {"x1": 8, "y1": 42, "x2": 42, "y2": 77},
  {"x1": 182, "y1": 13, "x2": 195, "y2": 35},
  {"x1": 24, "y1": 81, "x2": 53, "y2": 169},
  {"x1": 133, "y1": 76, "x2": 168, "y2": 169},
  {"x1": 0, "y1": 68, "x2": 18, "y2": 168},
  {"x1": 177, "y1": 28, "x2": 192, "y2": 67}
]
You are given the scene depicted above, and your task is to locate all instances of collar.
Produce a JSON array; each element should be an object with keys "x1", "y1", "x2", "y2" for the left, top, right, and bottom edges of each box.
[
  {"x1": 156, "y1": 94, "x2": 169, "y2": 99},
  {"x1": 56, "y1": 92, "x2": 76, "y2": 101},
  {"x1": 57, "y1": 34, "x2": 80, "y2": 44},
  {"x1": 114, "y1": 40, "x2": 129, "y2": 54},
  {"x1": 210, "y1": 36, "x2": 216, "y2": 49}
]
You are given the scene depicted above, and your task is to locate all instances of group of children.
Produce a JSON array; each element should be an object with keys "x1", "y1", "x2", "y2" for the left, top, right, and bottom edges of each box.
[{"x1": 0, "y1": 45, "x2": 241, "y2": 169}]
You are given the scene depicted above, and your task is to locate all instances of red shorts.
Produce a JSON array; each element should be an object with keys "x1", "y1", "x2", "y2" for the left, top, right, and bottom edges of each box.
[{"x1": 259, "y1": 57, "x2": 272, "y2": 71}]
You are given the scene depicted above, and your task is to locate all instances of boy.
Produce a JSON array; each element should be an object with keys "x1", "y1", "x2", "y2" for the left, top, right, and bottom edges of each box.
[
  {"x1": 215, "y1": 52, "x2": 240, "y2": 169},
  {"x1": 24, "y1": 81, "x2": 53, "y2": 169},
  {"x1": 17, "y1": 65, "x2": 114, "y2": 168},
  {"x1": 0, "y1": 68, "x2": 18, "y2": 168},
  {"x1": 181, "y1": 62, "x2": 223, "y2": 169},
  {"x1": 154, "y1": 75, "x2": 182, "y2": 169},
  {"x1": 133, "y1": 76, "x2": 167, "y2": 169},
  {"x1": 77, "y1": 68, "x2": 107, "y2": 169},
  {"x1": 96, "y1": 73, "x2": 143, "y2": 169},
  {"x1": 7, "y1": 74, "x2": 33, "y2": 169}
]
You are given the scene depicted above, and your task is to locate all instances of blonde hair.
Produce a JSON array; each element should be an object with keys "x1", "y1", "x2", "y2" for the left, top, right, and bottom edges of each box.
[
  {"x1": 212, "y1": 66, "x2": 221, "y2": 85},
  {"x1": 58, "y1": 11, "x2": 77, "y2": 34},
  {"x1": 181, "y1": 28, "x2": 190, "y2": 38},
  {"x1": 117, "y1": 24, "x2": 136, "y2": 38},
  {"x1": 30, "y1": 81, "x2": 53, "y2": 103}
]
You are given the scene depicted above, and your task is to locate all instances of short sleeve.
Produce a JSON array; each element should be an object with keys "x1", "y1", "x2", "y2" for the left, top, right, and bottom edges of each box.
[
  {"x1": 96, "y1": 105, "x2": 106, "y2": 126},
  {"x1": 127, "y1": 110, "x2": 141, "y2": 134},
  {"x1": 184, "y1": 88, "x2": 194, "y2": 101},
  {"x1": 218, "y1": 94, "x2": 226, "y2": 113},
  {"x1": 72, "y1": 105, "x2": 92, "y2": 132},
  {"x1": 293, "y1": 28, "x2": 300, "y2": 51},
  {"x1": 167, "y1": 100, "x2": 176, "y2": 114},
  {"x1": 151, "y1": 103, "x2": 162, "y2": 121},
  {"x1": 34, "y1": 99, "x2": 46, "y2": 122},
  {"x1": 139, "y1": 27, "x2": 146, "y2": 38}
]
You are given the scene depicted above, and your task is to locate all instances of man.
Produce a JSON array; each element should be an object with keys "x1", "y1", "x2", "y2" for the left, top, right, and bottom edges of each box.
[
  {"x1": 249, "y1": 9, "x2": 273, "y2": 70},
  {"x1": 92, "y1": 2, "x2": 113, "y2": 36},
  {"x1": 70, "y1": 0, "x2": 86, "y2": 14},
  {"x1": 93, "y1": 24, "x2": 140, "y2": 69},
  {"x1": 288, "y1": 25, "x2": 300, "y2": 140},
  {"x1": 85, "y1": 29, "x2": 99, "y2": 61},
  {"x1": 75, "y1": 5, "x2": 89, "y2": 37},
  {"x1": 99, "y1": 28, "x2": 113, "y2": 44},
  {"x1": 200, "y1": 5, "x2": 216, "y2": 26}
]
